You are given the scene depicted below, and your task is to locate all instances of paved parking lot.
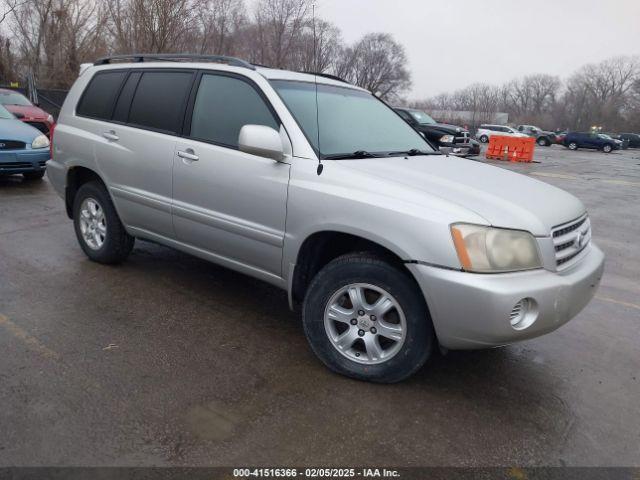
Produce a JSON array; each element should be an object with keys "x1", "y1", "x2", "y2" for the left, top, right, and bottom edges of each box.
[{"x1": 1, "y1": 145, "x2": 639, "y2": 467}]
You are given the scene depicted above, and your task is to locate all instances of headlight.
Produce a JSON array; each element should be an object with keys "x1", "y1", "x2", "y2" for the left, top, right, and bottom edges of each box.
[
  {"x1": 31, "y1": 134, "x2": 50, "y2": 149},
  {"x1": 450, "y1": 224, "x2": 542, "y2": 273},
  {"x1": 440, "y1": 135, "x2": 455, "y2": 143},
  {"x1": 47, "y1": 114, "x2": 54, "y2": 124}
]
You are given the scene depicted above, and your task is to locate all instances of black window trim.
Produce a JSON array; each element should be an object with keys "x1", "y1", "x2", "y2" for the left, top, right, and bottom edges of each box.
[
  {"x1": 76, "y1": 67, "x2": 288, "y2": 151},
  {"x1": 75, "y1": 69, "x2": 129, "y2": 121},
  {"x1": 123, "y1": 68, "x2": 198, "y2": 136},
  {"x1": 182, "y1": 70, "x2": 284, "y2": 152},
  {"x1": 76, "y1": 67, "x2": 198, "y2": 138}
]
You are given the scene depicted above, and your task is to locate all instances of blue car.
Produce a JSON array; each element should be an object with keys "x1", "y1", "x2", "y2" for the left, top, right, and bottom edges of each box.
[{"x1": 0, "y1": 103, "x2": 50, "y2": 180}]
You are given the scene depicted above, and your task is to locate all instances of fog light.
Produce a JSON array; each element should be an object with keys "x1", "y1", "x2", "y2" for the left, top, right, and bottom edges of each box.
[{"x1": 509, "y1": 298, "x2": 537, "y2": 330}]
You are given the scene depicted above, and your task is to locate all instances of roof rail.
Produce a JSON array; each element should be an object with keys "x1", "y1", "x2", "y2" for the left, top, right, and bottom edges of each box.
[
  {"x1": 302, "y1": 71, "x2": 350, "y2": 84},
  {"x1": 94, "y1": 54, "x2": 256, "y2": 70}
]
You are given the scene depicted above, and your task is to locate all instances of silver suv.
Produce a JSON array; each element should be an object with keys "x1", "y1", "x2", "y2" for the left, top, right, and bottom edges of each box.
[{"x1": 47, "y1": 54, "x2": 605, "y2": 383}]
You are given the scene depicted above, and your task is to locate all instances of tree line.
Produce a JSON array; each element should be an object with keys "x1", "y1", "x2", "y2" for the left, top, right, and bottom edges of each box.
[
  {"x1": 413, "y1": 56, "x2": 640, "y2": 132},
  {"x1": 1, "y1": 0, "x2": 639, "y2": 132},
  {"x1": 0, "y1": 0, "x2": 410, "y2": 100}
]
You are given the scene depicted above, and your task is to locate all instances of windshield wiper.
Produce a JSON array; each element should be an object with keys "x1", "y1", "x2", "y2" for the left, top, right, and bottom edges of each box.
[
  {"x1": 323, "y1": 150, "x2": 381, "y2": 160},
  {"x1": 386, "y1": 149, "x2": 441, "y2": 157}
]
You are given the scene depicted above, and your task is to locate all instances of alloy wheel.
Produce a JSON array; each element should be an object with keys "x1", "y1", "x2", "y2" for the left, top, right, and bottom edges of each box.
[
  {"x1": 79, "y1": 197, "x2": 107, "y2": 250},
  {"x1": 324, "y1": 283, "x2": 407, "y2": 365}
]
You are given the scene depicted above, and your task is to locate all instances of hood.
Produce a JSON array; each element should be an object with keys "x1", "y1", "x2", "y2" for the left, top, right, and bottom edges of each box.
[
  {"x1": 4, "y1": 104, "x2": 50, "y2": 120},
  {"x1": 417, "y1": 123, "x2": 467, "y2": 135},
  {"x1": 0, "y1": 118, "x2": 44, "y2": 142},
  {"x1": 337, "y1": 155, "x2": 585, "y2": 236}
]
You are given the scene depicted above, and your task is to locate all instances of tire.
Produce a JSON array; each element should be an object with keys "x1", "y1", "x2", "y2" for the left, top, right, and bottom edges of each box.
[
  {"x1": 72, "y1": 181, "x2": 134, "y2": 264},
  {"x1": 479, "y1": 135, "x2": 489, "y2": 143},
  {"x1": 23, "y1": 170, "x2": 45, "y2": 180},
  {"x1": 568, "y1": 142, "x2": 578, "y2": 151},
  {"x1": 537, "y1": 137, "x2": 550, "y2": 147},
  {"x1": 602, "y1": 144, "x2": 612, "y2": 153},
  {"x1": 302, "y1": 252, "x2": 435, "y2": 383}
]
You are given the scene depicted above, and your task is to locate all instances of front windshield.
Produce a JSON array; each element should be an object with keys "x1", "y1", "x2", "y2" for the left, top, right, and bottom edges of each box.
[
  {"x1": 0, "y1": 104, "x2": 14, "y2": 119},
  {"x1": 407, "y1": 109, "x2": 436, "y2": 125},
  {"x1": 271, "y1": 80, "x2": 434, "y2": 158},
  {"x1": 0, "y1": 91, "x2": 32, "y2": 106}
]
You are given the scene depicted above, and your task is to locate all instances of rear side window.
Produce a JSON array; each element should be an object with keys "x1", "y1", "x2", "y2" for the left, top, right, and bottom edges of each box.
[
  {"x1": 189, "y1": 74, "x2": 279, "y2": 148},
  {"x1": 77, "y1": 71, "x2": 127, "y2": 120},
  {"x1": 128, "y1": 71, "x2": 194, "y2": 134}
]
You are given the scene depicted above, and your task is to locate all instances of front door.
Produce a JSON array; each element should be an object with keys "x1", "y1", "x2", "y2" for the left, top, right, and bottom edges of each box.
[{"x1": 172, "y1": 72, "x2": 291, "y2": 278}]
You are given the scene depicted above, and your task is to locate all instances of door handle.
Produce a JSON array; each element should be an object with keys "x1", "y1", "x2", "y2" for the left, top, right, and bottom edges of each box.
[
  {"x1": 102, "y1": 130, "x2": 119, "y2": 141},
  {"x1": 177, "y1": 149, "x2": 199, "y2": 161}
]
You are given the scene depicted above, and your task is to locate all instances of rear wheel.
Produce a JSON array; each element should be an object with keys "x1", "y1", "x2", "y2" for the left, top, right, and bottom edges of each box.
[
  {"x1": 23, "y1": 171, "x2": 45, "y2": 180},
  {"x1": 568, "y1": 142, "x2": 578, "y2": 150},
  {"x1": 602, "y1": 144, "x2": 613, "y2": 153},
  {"x1": 302, "y1": 253, "x2": 435, "y2": 383},
  {"x1": 73, "y1": 181, "x2": 134, "y2": 264},
  {"x1": 479, "y1": 135, "x2": 489, "y2": 143}
]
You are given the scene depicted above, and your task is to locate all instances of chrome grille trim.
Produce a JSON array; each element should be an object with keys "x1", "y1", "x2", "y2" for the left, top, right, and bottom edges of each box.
[{"x1": 552, "y1": 214, "x2": 591, "y2": 270}]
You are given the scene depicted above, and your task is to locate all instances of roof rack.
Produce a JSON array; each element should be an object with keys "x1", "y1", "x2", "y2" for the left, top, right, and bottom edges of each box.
[
  {"x1": 302, "y1": 71, "x2": 350, "y2": 84},
  {"x1": 94, "y1": 54, "x2": 256, "y2": 70}
]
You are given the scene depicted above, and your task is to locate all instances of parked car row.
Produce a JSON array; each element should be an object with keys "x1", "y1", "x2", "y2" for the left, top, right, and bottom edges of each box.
[
  {"x1": 0, "y1": 103, "x2": 50, "y2": 180},
  {"x1": 0, "y1": 88, "x2": 56, "y2": 180}
]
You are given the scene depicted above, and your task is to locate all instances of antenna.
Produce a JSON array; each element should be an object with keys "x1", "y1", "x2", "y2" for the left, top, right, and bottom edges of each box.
[{"x1": 312, "y1": 2, "x2": 323, "y2": 175}]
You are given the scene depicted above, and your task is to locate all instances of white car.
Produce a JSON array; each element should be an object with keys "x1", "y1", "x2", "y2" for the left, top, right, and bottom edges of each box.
[{"x1": 476, "y1": 124, "x2": 528, "y2": 143}]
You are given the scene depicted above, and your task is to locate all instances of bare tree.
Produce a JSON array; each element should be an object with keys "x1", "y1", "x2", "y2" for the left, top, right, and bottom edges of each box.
[
  {"x1": 336, "y1": 33, "x2": 410, "y2": 100},
  {"x1": 193, "y1": 0, "x2": 246, "y2": 55},
  {"x1": 104, "y1": 0, "x2": 195, "y2": 54},
  {"x1": 250, "y1": 0, "x2": 310, "y2": 68}
]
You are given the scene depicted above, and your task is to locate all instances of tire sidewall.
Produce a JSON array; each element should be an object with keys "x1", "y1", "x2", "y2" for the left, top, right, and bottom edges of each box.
[
  {"x1": 303, "y1": 257, "x2": 433, "y2": 383},
  {"x1": 480, "y1": 135, "x2": 489, "y2": 143}
]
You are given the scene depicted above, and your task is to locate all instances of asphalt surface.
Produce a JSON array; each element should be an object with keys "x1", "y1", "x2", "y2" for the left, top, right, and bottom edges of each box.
[{"x1": 0, "y1": 145, "x2": 639, "y2": 467}]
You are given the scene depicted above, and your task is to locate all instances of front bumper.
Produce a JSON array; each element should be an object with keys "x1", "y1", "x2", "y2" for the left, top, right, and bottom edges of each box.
[
  {"x1": 0, "y1": 149, "x2": 50, "y2": 175},
  {"x1": 407, "y1": 244, "x2": 605, "y2": 349},
  {"x1": 440, "y1": 141, "x2": 481, "y2": 157}
]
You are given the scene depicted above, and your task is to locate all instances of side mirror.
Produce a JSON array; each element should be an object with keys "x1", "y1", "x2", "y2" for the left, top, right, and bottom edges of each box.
[{"x1": 239, "y1": 124, "x2": 285, "y2": 162}]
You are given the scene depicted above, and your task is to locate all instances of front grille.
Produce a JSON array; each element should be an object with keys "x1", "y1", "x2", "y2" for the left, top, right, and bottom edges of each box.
[
  {"x1": 552, "y1": 215, "x2": 591, "y2": 269},
  {"x1": 0, "y1": 140, "x2": 26, "y2": 150},
  {"x1": 454, "y1": 132, "x2": 471, "y2": 144},
  {"x1": 25, "y1": 121, "x2": 50, "y2": 136}
]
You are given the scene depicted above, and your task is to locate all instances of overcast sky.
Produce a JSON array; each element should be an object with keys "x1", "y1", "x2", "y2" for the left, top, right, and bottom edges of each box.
[{"x1": 316, "y1": 0, "x2": 640, "y2": 99}]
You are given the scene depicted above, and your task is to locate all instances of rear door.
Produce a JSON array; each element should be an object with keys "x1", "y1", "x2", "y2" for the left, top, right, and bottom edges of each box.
[
  {"x1": 172, "y1": 72, "x2": 291, "y2": 277},
  {"x1": 95, "y1": 69, "x2": 195, "y2": 238}
]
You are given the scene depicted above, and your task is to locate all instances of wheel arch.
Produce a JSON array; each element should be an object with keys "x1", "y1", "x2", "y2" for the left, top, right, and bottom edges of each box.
[
  {"x1": 65, "y1": 166, "x2": 106, "y2": 219},
  {"x1": 288, "y1": 229, "x2": 417, "y2": 310}
]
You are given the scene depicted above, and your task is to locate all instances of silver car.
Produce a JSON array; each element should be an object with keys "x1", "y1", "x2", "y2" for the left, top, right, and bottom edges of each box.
[{"x1": 47, "y1": 54, "x2": 605, "y2": 383}]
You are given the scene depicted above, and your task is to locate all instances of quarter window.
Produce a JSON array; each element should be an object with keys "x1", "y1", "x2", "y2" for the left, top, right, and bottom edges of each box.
[
  {"x1": 77, "y1": 71, "x2": 127, "y2": 120},
  {"x1": 128, "y1": 71, "x2": 194, "y2": 134},
  {"x1": 189, "y1": 74, "x2": 279, "y2": 148}
]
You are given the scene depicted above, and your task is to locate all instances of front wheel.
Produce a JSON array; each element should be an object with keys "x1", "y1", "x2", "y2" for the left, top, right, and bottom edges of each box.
[
  {"x1": 73, "y1": 181, "x2": 134, "y2": 264},
  {"x1": 479, "y1": 135, "x2": 489, "y2": 143},
  {"x1": 568, "y1": 142, "x2": 578, "y2": 150},
  {"x1": 302, "y1": 253, "x2": 435, "y2": 383},
  {"x1": 602, "y1": 144, "x2": 613, "y2": 153},
  {"x1": 537, "y1": 137, "x2": 550, "y2": 147}
]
